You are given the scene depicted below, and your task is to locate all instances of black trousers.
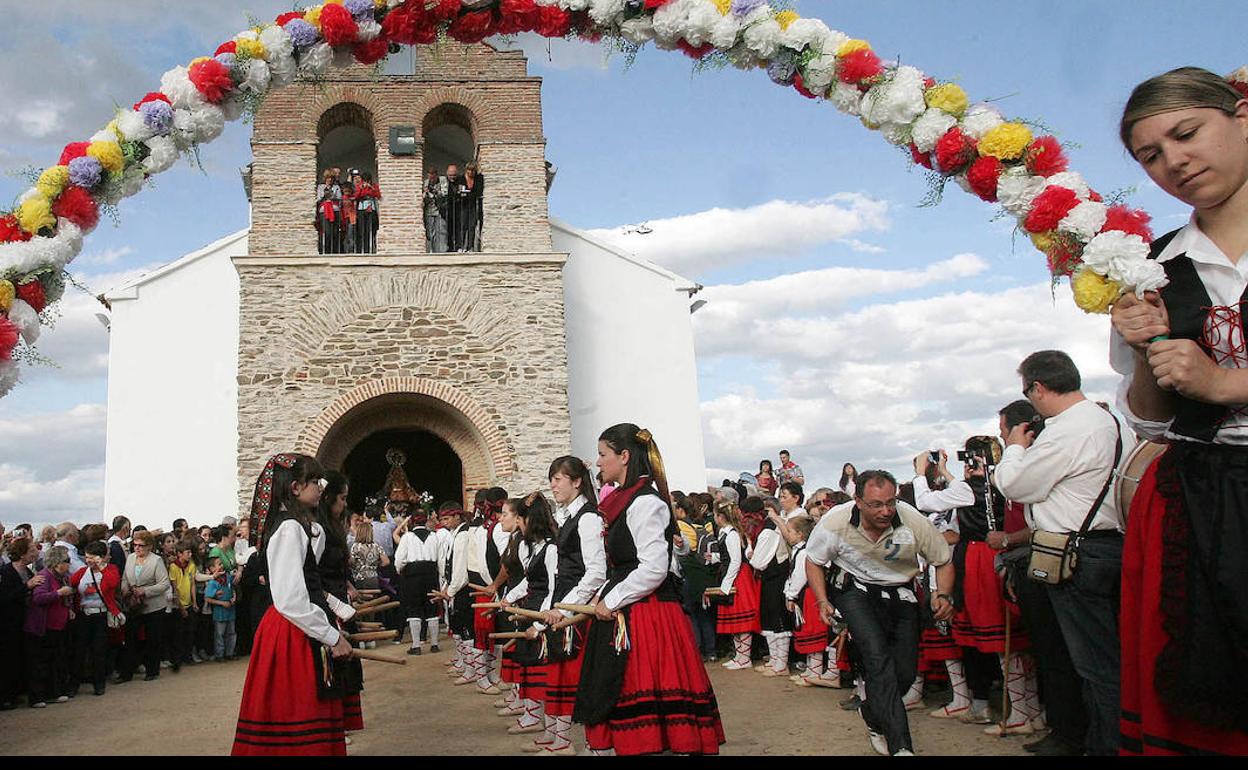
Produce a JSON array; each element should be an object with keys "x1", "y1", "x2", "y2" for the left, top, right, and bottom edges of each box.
[
  {"x1": 834, "y1": 588, "x2": 920, "y2": 754},
  {"x1": 1014, "y1": 558, "x2": 1089, "y2": 748},
  {"x1": 0, "y1": 624, "x2": 26, "y2": 704},
  {"x1": 168, "y1": 610, "x2": 195, "y2": 664},
  {"x1": 26, "y1": 630, "x2": 69, "y2": 703},
  {"x1": 79, "y1": 613, "x2": 109, "y2": 691},
  {"x1": 120, "y1": 609, "x2": 163, "y2": 678}
]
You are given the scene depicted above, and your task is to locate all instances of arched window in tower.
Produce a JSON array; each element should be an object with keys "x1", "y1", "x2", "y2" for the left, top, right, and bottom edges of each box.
[
  {"x1": 422, "y1": 103, "x2": 482, "y2": 254},
  {"x1": 316, "y1": 102, "x2": 381, "y2": 255}
]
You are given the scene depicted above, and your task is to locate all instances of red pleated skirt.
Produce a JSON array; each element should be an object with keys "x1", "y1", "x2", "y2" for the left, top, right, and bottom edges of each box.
[
  {"x1": 500, "y1": 650, "x2": 519, "y2": 683},
  {"x1": 517, "y1": 660, "x2": 549, "y2": 702},
  {"x1": 343, "y1": 693, "x2": 363, "y2": 732},
  {"x1": 543, "y1": 627, "x2": 585, "y2": 717},
  {"x1": 473, "y1": 605, "x2": 495, "y2": 652},
  {"x1": 793, "y1": 590, "x2": 829, "y2": 654},
  {"x1": 715, "y1": 562, "x2": 761, "y2": 634},
  {"x1": 583, "y1": 595, "x2": 725, "y2": 756},
  {"x1": 951, "y1": 541, "x2": 1029, "y2": 653},
  {"x1": 919, "y1": 626, "x2": 961, "y2": 668},
  {"x1": 1120, "y1": 455, "x2": 1248, "y2": 756},
  {"x1": 232, "y1": 607, "x2": 346, "y2": 756}
]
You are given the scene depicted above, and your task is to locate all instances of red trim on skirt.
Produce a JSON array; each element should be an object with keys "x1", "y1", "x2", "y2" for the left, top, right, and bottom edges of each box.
[
  {"x1": 500, "y1": 652, "x2": 519, "y2": 683},
  {"x1": 343, "y1": 693, "x2": 363, "y2": 732},
  {"x1": 1120, "y1": 456, "x2": 1248, "y2": 756},
  {"x1": 232, "y1": 607, "x2": 346, "y2": 756},
  {"x1": 951, "y1": 541, "x2": 1029, "y2": 653},
  {"x1": 542, "y1": 627, "x2": 585, "y2": 717},
  {"x1": 793, "y1": 590, "x2": 829, "y2": 655},
  {"x1": 517, "y1": 660, "x2": 549, "y2": 702},
  {"x1": 473, "y1": 605, "x2": 495, "y2": 652},
  {"x1": 714, "y1": 562, "x2": 761, "y2": 634},
  {"x1": 919, "y1": 626, "x2": 961, "y2": 668},
  {"x1": 583, "y1": 595, "x2": 725, "y2": 756}
]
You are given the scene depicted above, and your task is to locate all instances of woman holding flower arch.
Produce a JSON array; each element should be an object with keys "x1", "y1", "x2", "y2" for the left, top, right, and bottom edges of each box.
[{"x1": 1111, "y1": 66, "x2": 1248, "y2": 755}]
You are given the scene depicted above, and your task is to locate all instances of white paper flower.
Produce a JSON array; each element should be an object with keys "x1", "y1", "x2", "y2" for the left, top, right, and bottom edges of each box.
[
  {"x1": 18, "y1": 187, "x2": 42, "y2": 204},
  {"x1": 997, "y1": 167, "x2": 1047, "y2": 217},
  {"x1": 357, "y1": 19, "x2": 382, "y2": 42},
  {"x1": 860, "y1": 65, "x2": 927, "y2": 129},
  {"x1": 260, "y1": 24, "x2": 294, "y2": 62},
  {"x1": 709, "y1": 15, "x2": 741, "y2": 49},
  {"x1": 959, "y1": 103, "x2": 1003, "y2": 140},
  {"x1": 220, "y1": 98, "x2": 245, "y2": 123},
  {"x1": 1081, "y1": 230, "x2": 1150, "y2": 279},
  {"x1": 618, "y1": 16, "x2": 656, "y2": 44},
  {"x1": 300, "y1": 42, "x2": 335, "y2": 78},
  {"x1": 1045, "y1": 171, "x2": 1091, "y2": 199},
  {"x1": 587, "y1": 0, "x2": 627, "y2": 27},
  {"x1": 879, "y1": 121, "x2": 912, "y2": 146},
  {"x1": 1116, "y1": 255, "x2": 1169, "y2": 296},
  {"x1": 742, "y1": 16, "x2": 783, "y2": 60},
  {"x1": 160, "y1": 65, "x2": 205, "y2": 110},
  {"x1": 142, "y1": 136, "x2": 179, "y2": 174},
  {"x1": 829, "y1": 82, "x2": 864, "y2": 116},
  {"x1": 910, "y1": 107, "x2": 958, "y2": 153},
  {"x1": 242, "y1": 59, "x2": 271, "y2": 95},
  {"x1": 8, "y1": 299, "x2": 40, "y2": 345},
  {"x1": 0, "y1": 218, "x2": 87, "y2": 275},
  {"x1": 115, "y1": 110, "x2": 154, "y2": 143},
  {"x1": 780, "y1": 18, "x2": 831, "y2": 52},
  {"x1": 681, "y1": 0, "x2": 722, "y2": 46},
  {"x1": 652, "y1": 0, "x2": 695, "y2": 45},
  {"x1": 0, "y1": 360, "x2": 18, "y2": 399},
  {"x1": 800, "y1": 50, "x2": 839, "y2": 94},
  {"x1": 90, "y1": 129, "x2": 118, "y2": 144},
  {"x1": 1057, "y1": 200, "x2": 1108, "y2": 242}
]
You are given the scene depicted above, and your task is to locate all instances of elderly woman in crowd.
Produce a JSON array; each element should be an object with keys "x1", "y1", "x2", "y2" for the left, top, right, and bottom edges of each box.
[
  {"x1": 25, "y1": 545, "x2": 75, "y2": 708},
  {"x1": 0, "y1": 537, "x2": 40, "y2": 709},
  {"x1": 117, "y1": 530, "x2": 170, "y2": 683},
  {"x1": 72, "y1": 541, "x2": 122, "y2": 696}
]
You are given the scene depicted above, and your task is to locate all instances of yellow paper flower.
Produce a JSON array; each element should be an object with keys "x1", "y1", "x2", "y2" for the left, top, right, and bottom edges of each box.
[
  {"x1": 0, "y1": 280, "x2": 14, "y2": 314},
  {"x1": 978, "y1": 122, "x2": 1034, "y2": 161},
  {"x1": 925, "y1": 83, "x2": 969, "y2": 118},
  {"x1": 713, "y1": 0, "x2": 732, "y2": 14},
  {"x1": 17, "y1": 196, "x2": 56, "y2": 235},
  {"x1": 36, "y1": 166, "x2": 70, "y2": 199},
  {"x1": 1030, "y1": 232, "x2": 1055, "y2": 253},
  {"x1": 235, "y1": 37, "x2": 268, "y2": 60},
  {"x1": 305, "y1": 6, "x2": 323, "y2": 29},
  {"x1": 374, "y1": 0, "x2": 386, "y2": 9},
  {"x1": 837, "y1": 39, "x2": 871, "y2": 57},
  {"x1": 774, "y1": 10, "x2": 799, "y2": 30},
  {"x1": 1071, "y1": 268, "x2": 1121, "y2": 314},
  {"x1": 189, "y1": 56, "x2": 211, "y2": 66},
  {"x1": 87, "y1": 141, "x2": 125, "y2": 174}
]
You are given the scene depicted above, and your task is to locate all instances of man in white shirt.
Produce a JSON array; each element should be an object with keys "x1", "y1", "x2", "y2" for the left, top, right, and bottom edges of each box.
[{"x1": 993, "y1": 350, "x2": 1129, "y2": 757}]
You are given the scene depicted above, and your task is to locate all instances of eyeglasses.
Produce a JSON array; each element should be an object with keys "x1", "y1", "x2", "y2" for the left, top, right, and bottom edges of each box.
[
  {"x1": 860, "y1": 499, "x2": 899, "y2": 512},
  {"x1": 1022, "y1": 382, "x2": 1036, "y2": 397}
]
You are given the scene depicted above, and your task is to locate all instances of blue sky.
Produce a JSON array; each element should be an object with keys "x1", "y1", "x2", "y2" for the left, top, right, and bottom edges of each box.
[{"x1": 0, "y1": 1, "x2": 1240, "y2": 523}]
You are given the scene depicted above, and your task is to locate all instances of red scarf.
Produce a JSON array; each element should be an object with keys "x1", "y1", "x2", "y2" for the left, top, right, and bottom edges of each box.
[
  {"x1": 597, "y1": 476, "x2": 652, "y2": 528},
  {"x1": 319, "y1": 200, "x2": 336, "y2": 222}
]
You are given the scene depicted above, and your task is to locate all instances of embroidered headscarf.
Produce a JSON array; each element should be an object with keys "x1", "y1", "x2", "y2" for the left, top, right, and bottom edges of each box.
[{"x1": 249, "y1": 453, "x2": 298, "y2": 550}]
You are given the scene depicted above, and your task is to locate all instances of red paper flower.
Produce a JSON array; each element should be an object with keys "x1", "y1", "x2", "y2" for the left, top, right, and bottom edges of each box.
[
  {"x1": 188, "y1": 59, "x2": 234, "y2": 104},
  {"x1": 1024, "y1": 135, "x2": 1068, "y2": 177},
  {"x1": 0, "y1": 317, "x2": 19, "y2": 361},
  {"x1": 58, "y1": 142, "x2": 91, "y2": 166},
  {"x1": 909, "y1": 143, "x2": 933, "y2": 170},
  {"x1": 51, "y1": 185, "x2": 100, "y2": 232},
  {"x1": 1023, "y1": 186, "x2": 1080, "y2": 234},
  {"x1": 645, "y1": 0, "x2": 674, "y2": 8},
  {"x1": 276, "y1": 11, "x2": 304, "y2": 26},
  {"x1": 381, "y1": 6, "x2": 420, "y2": 44},
  {"x1": 536, "y1": 5, "x2": 573, "y2": 38},
  {"x1": 793, "y1": 73, "x2": 818, "y2": 99},
  {"x1": 15, "y1": 280, "x2": 47, "y2": 315},
  {"x1": 214, "y1": 41, "x2": 238, "y2": 56},
  {"x1": 1088, "y1": 190, "x2": 1103, "y2": 203},
  {"x1": 1045, "y1": 237, "x2": 1081, "y2": 277},
  {"x1": 353, "y1": 37, "x2": 390, "y2": 65},
  {"x1": 448, "y1": 10, "x2": 495, "y2": 44},
  {"x1": 132, "y1": 92, "x2": 171, "y2": 112},
  {"x1": 320, "y1": 2, "x2": 360, "y2": 47},
  {"x1": 497, "y1": 0, "x2": 539, "y2": 35},
  {"x1": 838, "y1": 48, "x2": 883, "y2": 86},
  {"x1": 0, "y1": 215, "x2": 32, "y2": 244},
  {"x1": 677, "y1": 40, "x2": 714, "y2": 60},
  {"x1": 966, "y1": 156, "x2": 1003, "y2": 202},
  {"x1": 426, "y1": 0, "x2": 463, "y2": 22},
  {"x1": 1230, "y1": 79, "x2": 1248, "y2": 99},
  {"x1": 933, "y1": 127, "x2": 976, "y2": 174},
  {"x1": 1101, "y1": 205, "x2": 1154, "y2": 242}
]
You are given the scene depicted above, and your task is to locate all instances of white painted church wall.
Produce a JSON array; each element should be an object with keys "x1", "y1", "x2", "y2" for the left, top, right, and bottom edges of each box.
[
  {"x1": 103, "y1": 232, "x2": 246, "y2": 530},
  {"x1": 554, "y1": 222, "x2": 708, "y2": 494}
]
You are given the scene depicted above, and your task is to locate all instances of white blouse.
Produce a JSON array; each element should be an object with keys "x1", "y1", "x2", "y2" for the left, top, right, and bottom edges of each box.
[
  {"x1": 601, "y1": 494, "x2": 674, "y2": 611},
  {"x1": 267, "y1": 518, "x2": 342, "y2": 647},
  {"x1": 783, "y1": 546, "x2": 809, "y2": 601},
  {"x1": 394, "y1": 529, "x2": 440, "y2": 572},
  {"x1": 716, "y1": 526, "x2": 743, "y2": 595}
]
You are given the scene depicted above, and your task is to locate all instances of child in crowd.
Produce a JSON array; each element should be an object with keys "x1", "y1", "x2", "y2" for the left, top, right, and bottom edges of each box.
[
  {"x1": 783, "y1": 515, "x2": 839, "y2": 688},
  {"x1": 167, "y1": 541, "x2": 198, "y2": 669},
  {"x1": 203, "y1": 556, "x2": 237, "y2": 661}
]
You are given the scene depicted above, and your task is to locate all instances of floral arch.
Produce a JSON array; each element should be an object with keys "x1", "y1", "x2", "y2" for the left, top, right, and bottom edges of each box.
[{"x1": 0, "y1": 0, "x2": 1245, "y2": 397}]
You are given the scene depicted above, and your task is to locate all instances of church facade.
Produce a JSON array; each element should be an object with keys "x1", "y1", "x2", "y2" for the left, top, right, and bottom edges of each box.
[{"x1": 103, "y1": 43, "x2": 707, "y2": 524}]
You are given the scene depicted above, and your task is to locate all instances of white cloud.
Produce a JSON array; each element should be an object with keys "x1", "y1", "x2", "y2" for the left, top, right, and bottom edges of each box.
[
  {"x1": 0, "y1": 402, "x2": 106, "y2": 528},
  {"x1": 80, "y1": 246, "x2": 134, "y2": 267},
  {"x1": 0, "y1": 464, "x2": 105, "y2": 530},
  {"x1": 697, "y1": 281, "x2": 1117, "y2": 491},
  {"x1": 586, "y1": 194, "x2": 891, "y2": 276}
]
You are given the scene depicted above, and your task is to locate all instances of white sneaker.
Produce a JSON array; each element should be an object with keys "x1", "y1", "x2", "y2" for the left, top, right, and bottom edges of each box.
[
  {"x1": 893, "y1": 749, "x2": 914, "y2": 756},
  {"x1": 868, "y1": 731, "x2": 889, "y2": 756}
]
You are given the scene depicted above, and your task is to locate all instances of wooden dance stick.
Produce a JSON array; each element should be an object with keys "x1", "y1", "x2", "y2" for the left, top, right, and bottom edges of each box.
[
  {"x1": 505, "y1": 606, "x2": 547, "y2": 622},
  {"x1": 551, "y1": 613, "x2": 592, "y2": 631},
  {"x1": 352, "y1": 595, "x2": 392, "y2": 611},
  {"x1": 702, "y1": 588, "x2": 736, "y2": 596},
  {"x1": 554, "y1": 603, "x2": 597, "y2": 615},
  {"x1": 351, "y1": 648, "x2": 407, "y2": 665},
  {"x1": 999, "y1": 599, "x2": 1012, "y2": 737},
  {"x1": 471, "y1": 602, "x2": 504, "y2": 610},
  {"x1": 353, "y1": 601, "x2": 400, "y2": 618},
  {"x1": 356, "y1": 588, "x2": 382, "y2": 596},
  {"x1": 468, "y1": 583, "x2": 492, "y2": 594},
  {"x1": 489, "y1": 631, "x2": 531, "y2": 640},
  {"x1": 344, "y1": 630, "x2": 401, "y2": 643},
  {"x1": 356, "y1": 621, "x2": 384, "y2": 631},
  {"x1": 501, "y1": 640, "x2": 517, "y2": 653}
]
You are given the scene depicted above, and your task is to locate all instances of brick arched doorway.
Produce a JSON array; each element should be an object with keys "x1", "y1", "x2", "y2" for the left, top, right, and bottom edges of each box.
[{"x1": 297, "y1": 378, "x2": 513, "y2": 508}]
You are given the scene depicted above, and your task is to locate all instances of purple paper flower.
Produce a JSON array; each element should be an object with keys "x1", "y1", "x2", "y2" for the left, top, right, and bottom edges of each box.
[
  {"x1": 68, "y1": 156, "x2": 103, "y2": 189},
  {"x1": 731, "y1": 0, "x2": 766, "y2": 16},
  {"x1": 285, "y1": 18, "x2": 318, "y2": 48},
  {"x1": 140, "y1": 100, "x2": 173, "y2": 135},
  {"x1": 345, "y1": 0, "x2": 374, "y2": 20},
  {"x1": 767, "y1": 53, "x2": 797, "y2": 85}
]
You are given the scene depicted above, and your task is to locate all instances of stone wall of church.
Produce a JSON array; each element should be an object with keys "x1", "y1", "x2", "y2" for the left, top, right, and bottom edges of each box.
[{"x1": 232, "y1": 254, "x2": 572, "y2": 515}]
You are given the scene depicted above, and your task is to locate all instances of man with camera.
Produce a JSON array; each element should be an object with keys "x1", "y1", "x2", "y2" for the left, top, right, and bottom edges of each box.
[{"x1": 993, "y1": 350, "x2": 1131, "y2": 757}]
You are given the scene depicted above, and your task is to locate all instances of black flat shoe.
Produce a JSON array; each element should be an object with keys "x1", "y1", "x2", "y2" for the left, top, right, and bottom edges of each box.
[
  {"x1": 113, "y1": 675, "x2": 132, "y2": 684},
  {"x1": 93, "y1": 687, "x2": 105, "y2": 696},
  {"x1": 840, "y1": 694, "x2": 863, "y2": 711},
  {"x1": 407, "y1": 647, "x2": 422, "y2": 656},
  {"x1": 143, "y1": 673, "x2": 159, "y2": 681}
]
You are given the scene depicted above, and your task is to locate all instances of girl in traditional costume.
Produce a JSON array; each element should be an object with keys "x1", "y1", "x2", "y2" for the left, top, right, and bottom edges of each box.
[
  {"x1": 712, "y1": 499, "x2": 761, "y2": 671},
  {"x1": 315, "y1": 470, "x2": 366, "y2": 736}
]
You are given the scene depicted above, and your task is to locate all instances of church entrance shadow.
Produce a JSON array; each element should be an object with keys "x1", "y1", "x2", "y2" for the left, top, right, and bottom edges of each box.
[{"x1": 342, "y1": 428, "x2": 463, "y2": 511}]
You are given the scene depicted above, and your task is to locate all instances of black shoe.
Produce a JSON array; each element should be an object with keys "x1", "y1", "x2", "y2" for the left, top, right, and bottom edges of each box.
[
  {"x1": 430, "y1": 645, "x2": 440, "y2": 653},
  {"x1": 0, "y1": 701, "x2": 15, "y2": 711},
  {"x1": 93, "y1": 686, "x2": 106, "y2": 696},
  {"x1": 1030, "y1": 734, "x2": 1083, "y2": 757},
  {"x1": 171, "y1": 662, "x2": 181, "y2": 673},
  {"x1": 113, "y1": 675, "x2": 132, "y2": 684},
  {"x1": 407, "y1": 647, "x2": 422, "y2": 656},
  {"x1": 143, "y1": 673, "x2": 159, "y2": 681},
  {"x1": 840, "y1": 694, "x2": 863, "y2": 711}
]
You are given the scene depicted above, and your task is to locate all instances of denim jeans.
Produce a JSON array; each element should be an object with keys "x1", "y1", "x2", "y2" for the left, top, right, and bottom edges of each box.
[
  {"x1": 1045, "y1": 535, "x2": 1122, "y2": 756},
  {"x1": 213, "y1": 618, "x2": 236, "y2": 660},
  {"x1": 680, "y1": 579, "x2": 717, "y2": 657},
  {"x1": 833, "y1": 587, "x2": 920, "y2": 754}
]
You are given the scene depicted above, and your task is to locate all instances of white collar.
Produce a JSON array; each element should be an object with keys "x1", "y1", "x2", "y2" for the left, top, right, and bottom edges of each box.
[{"x1": 1158, "y1": 215, "x2": 1248, "y2": 269}]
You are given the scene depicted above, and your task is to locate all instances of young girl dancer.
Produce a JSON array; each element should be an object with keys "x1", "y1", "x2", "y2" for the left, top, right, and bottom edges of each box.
[{"x1": 712, "y1": 500, "x2": 761, "y2": 671}]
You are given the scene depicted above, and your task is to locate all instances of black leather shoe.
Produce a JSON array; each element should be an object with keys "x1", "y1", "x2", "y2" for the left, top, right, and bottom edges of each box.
[
  {"x1": 840, "y1": 694, "x2": 863, "y2": 711},
  {"x1": 113, "y1": 674, "x2": 132, "y2": 684},
  {"x1": 1030, "y1": 734, "x2": 1083, "y2": 757},
  {"x1": 407, "y1": 647, "x2": 422, "y2": 656},
  {"x1": 144, "y1": 673, "x2": 159, "y2": 681}
]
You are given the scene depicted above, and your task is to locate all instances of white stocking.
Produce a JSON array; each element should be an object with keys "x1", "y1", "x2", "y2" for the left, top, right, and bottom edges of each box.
[
  {"x1": 407, "y1": 619, "x2": 423, "y2": 650},
  {"x1": 550, "y1": 716, "x2": 573, "y2": 751},
  {"x1": 1022, "y1": 654, "x2": 1041, "y2": 719},
  {"x1": 903, "y1": 675, "x2": 924, "y2": 706},
  {"x1": 427, "y1": 616, "x2": 439, "y2": 647},
  {"x1": 732, "y1": 633, "x2": 751, "y2": 664},
  {"x1": 945, "y1": 658, "x2": 970, "y2": 710},
  {"x1": 1000, "y1": 652, "x2": 1029, "y2": 725},
  {"x1": 476, "y1": 649, "x2": 496, "y2": 690},
  {"x1": 516, "y1": 698, "x2": 543, "y2": 728},
  {"x1": 805, "y1": 652, "x2": 825, "y2": 679},
  {"x1": 821, "y1": 643, "x2": 840, "y2": 681},
  {"x1": 769, "y1": 632, "x2": 790, "y2": 673},
  {"x1": 538, "y1": 714, "x2": 555, "y2": 746}
]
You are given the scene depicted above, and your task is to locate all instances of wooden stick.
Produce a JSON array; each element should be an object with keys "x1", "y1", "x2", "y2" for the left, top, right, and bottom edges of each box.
[
  {"x1": 353, "y1": 601, "x2": 400, "y2": 618},
  {"x1": 999, "y1": 599, "x2": 1012, "y2": 737},
  {"x1": 351, "y1": 648, "x2": 407, "y2": 665},
  {"x1": 471, "y1": 602, "x2": 503, "y2": 610},
  {"x1": 551, "y1": 613, "x2": 592, "y2": 631},
  {"x1": 468, "y1": 583, "x2": 491, "y2": 594},
  {"x1": 506, "y1": 606, "x2": 547, "y2": 621},
  {"x1": 702, "y1": 587, "x2": 736, "y2": 596},
  {"x1": 345, "y1": 630, "x2": 401, "y2": 643},
  {"x1": 356, "y1": 588, "x2": 382, "y2": 596},
  {"x1": 352, "y1": 595, "x2": 391, "y2": 611},
  {"x1": 489, "y1": 631, "x2": 531, "y2": 640},
  {"x1": 356, "y1": 621, "x2": 384, "y2": 631},
  {"x1": 554, "y1": 603, "x2": 597, "y2": 615},
  {"x1": 501, "y1": 640, "x2": 516, "y2": 653}
]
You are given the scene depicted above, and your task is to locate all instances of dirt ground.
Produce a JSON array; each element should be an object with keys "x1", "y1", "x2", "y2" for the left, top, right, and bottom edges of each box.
[{"x1": 1, "y1": 650, "x2": 1029, "y2": 756}]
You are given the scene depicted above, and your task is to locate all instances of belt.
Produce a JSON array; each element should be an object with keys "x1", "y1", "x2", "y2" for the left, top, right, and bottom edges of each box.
[{"x1": 81, "y1": 607, "x2": 107, "y2": 615}]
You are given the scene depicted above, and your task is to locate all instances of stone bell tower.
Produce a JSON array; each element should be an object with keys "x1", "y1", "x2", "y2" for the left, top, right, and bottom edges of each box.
[{"x1": 233, "y1": 42, "x2": 571, "y2": 513}]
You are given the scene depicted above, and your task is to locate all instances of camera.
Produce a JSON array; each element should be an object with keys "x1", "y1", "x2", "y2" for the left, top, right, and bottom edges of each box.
[
  {"x1": 1026, "y1": 415, "x2": 1045, "y2": 436},
  {"x1": 928, "y1": 450, "x2": 941, "y2": 463}
]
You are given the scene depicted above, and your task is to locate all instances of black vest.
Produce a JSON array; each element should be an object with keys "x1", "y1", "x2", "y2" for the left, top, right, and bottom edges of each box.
[
  {"x1": 316, "y1": 511, "x2": 350, "y2": 603},
  {"x1": 601, "y1": 485, "x2": 680, "y2": 603},
  {"x1": 519, "y1": 540, "x2": 554, "y2": 612},
  {"x1": 953, "y1": 477, "x2": 1006, "y2": 542},
  {"x1": 758, "y1": 519, "x2": 788, "y2": 581},
  {"x1": 553, "y1": 499, "x2": 598, "y2": 604},
  {"x1": 484, "y1": 521, "x2": 502, "y2": 580},
  {"x1": 1152, "y1": 229, "x2": 1248, "y2": 441}
]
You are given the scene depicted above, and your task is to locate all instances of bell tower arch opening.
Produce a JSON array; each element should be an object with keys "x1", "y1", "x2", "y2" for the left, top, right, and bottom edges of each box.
[
  {"x1": 422, "y1": 102, "x2": 477, "y2": 176},
  {"x1": 317, "y1": 101, "x2": 378, "y2": 180}
]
